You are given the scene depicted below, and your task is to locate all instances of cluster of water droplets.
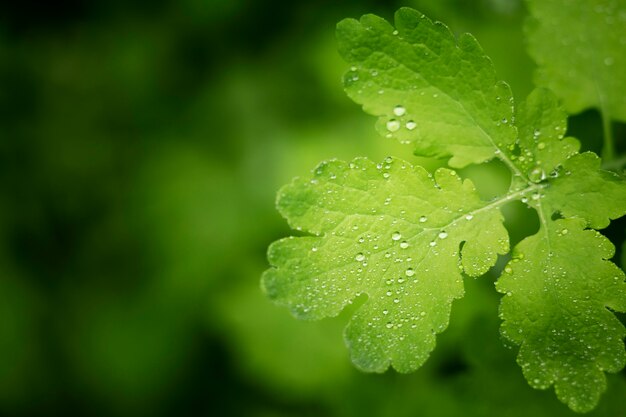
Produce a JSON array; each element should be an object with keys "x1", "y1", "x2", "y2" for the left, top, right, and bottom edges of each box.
[{"x1": 385, "y1": 104, "x2": 417, "y2": 142}]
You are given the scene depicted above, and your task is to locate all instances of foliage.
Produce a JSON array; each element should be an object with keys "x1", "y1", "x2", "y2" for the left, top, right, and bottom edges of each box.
[{"x1": 264, "y1": 6, "x2": 626, "y2": 413}]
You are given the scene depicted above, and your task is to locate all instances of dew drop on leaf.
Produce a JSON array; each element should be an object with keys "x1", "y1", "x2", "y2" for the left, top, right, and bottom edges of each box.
[
  {"x1": 393, "y1": 105, "x2": 406, "y2": 116},
  {"x1": 386, "y1": 119, "x2": 401, "y2": 132}
]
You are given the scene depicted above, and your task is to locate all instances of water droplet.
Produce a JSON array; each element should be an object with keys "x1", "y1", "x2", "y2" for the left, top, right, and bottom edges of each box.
[
  {"x1": 405, "y1": 268, "x2": 415, "y2": 277},
  {"x1": 429, "y1": 241, "x2": 437, "y2": 247},
  {"x1": 382, "y1": 309, "x2": 389, "y2": 315},
  {"x1": 355, "y1": 253, "x2": 365, "y2": 262},
  {"x1": 386, "y1": 291, "x2": 393, "y2": 296},
  {"x1": 504, "y1": 266, "x2": 513, "y2": 273},
  {"x1": 537, "y1": 142, "x2": 546, "y2": 150},
  {"x1": 419, "y1": 216, "x2": 427, "y2": 223},
  {"x1": 532, "y1": 192, "x2": 541, "y2": 200},
  {"x1": 392, "y1": 30, "x2": 399, "y2": 35},
  {"x1": 386, "y1": 119, "x2": 400, "y2": 132},
  {"x1": 311, "y1": 247, "x2": 318, "y2": 252},
  {"x1": 383, "y1": 172, "x2": 390, "y2": 179},
  {"x1": 438, "y1": 231, "x2": 448, "y2": 239},
  {"x1": 392, "y1": 232, "x2": 402, "y2": 241},
  {"x1": 386, "y1": 322, "x2": 393, "y2": 329},
  {"x1": 561, "y1": 229, "x2": 568, "y2": 235},
  {"x1": 393, "y1": 105, "x2": 406, "y2": 116},
  {"x1": 420, "y1": 311, "x2": 426, "y2": 317},
  {"x1": 370, "y1": 69, "x2": 378, "y2": 76},
  {"x1": 400, "y1": 241, "x2": 409, "y2": 249},
  {"x1": 465, "y1": 214, "x2": 473, "y2": 220},
  {"x1": 406, "y1": 120, "x2": 417, "y2": 130},
  {"x1": 529, "y1": 168, "x2": 545, "y2": 182},
  {"x1": 393, "y1": 298, "x2": 400, "y2": 303}
]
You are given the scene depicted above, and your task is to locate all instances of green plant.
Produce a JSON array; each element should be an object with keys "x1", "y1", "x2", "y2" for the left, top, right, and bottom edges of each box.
[{"x1": 262, "y1": 4, "x2": 626, "y2": 413}]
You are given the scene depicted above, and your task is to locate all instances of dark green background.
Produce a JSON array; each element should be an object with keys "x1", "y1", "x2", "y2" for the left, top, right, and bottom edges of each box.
[{"x1": 1, "y1": 0, "x2": 624, "y2": 416}]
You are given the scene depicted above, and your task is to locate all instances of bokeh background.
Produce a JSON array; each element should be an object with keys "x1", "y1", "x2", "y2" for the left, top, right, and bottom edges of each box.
[{"x1": 1, "y1": 0, "x2": 625, "y2": 416}]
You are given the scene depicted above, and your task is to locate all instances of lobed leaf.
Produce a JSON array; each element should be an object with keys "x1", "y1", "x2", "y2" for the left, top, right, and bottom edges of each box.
[
  {"x1": 514, "y1": 88, "x2": 580, "y2": 181},
  {"x1": 541, "y1": 152, "x2": 626, "y2": 229},
  {"x1": 337, "y1": 8, "x2": 517, "y2": 168},
  {"x1": 262, "y1": 157, "x2": 509, "y2": 372},
  {"x1": 497, "y1": 119, "x2": 626, "y2": 411},
  {"x1": 497, "y1": 218, "x2": 626, "y2": 413}
]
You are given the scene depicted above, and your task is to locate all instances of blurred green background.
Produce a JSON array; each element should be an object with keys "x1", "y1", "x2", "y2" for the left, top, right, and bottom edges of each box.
[{"x1": 1, "y1": 0, "x2": 625, "y2": 416}]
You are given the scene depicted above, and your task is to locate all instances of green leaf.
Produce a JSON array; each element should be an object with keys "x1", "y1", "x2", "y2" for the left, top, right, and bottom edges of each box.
[
  {"x1": 541, "y1": 152, "x2": 626, "y2": 229},
  {"x1": 526, "y1": 0, "x2": 626, "y2": 121},
  {"x1": 262, "y1": 157, "x2": 509, "y2": 372},
  {"x1": 496, "y1": 218, "x2": 626, "y2": 413},
  {"x1": 514, "y1": 88, "x2": 580, "y2": 181},
  {"x1": 336, "y1": 8, "x2": 517, "y2": 168},
  {"x1": 497, "y1": 141, "x2": 626, "y2": 411}
]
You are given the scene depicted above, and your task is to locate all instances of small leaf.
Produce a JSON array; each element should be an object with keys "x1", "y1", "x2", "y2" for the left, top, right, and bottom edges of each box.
[
  {"x1": 262, "y1": 157, "x2": 509, "y2": 372},
  {"x1": 541, "y1": 152, "x2": 626, "y2": 229},
  {"x1": 514, "y1": 88, "x2": 579, "y2": 180}
]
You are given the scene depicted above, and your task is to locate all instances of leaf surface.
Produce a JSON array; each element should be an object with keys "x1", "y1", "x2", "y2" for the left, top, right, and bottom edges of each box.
[
  {"x1": 337, "y1": 8, "x2": 517, "y2": 168},
  {"x1": 262, "y1": 157, "x2": 509, "y2": 372},
  {"x1": 497, "y1": 127, "x2": 626, "y2": 412},
  {"x1": 497, "y1": 217, "x2": 626, "y2": 413}
]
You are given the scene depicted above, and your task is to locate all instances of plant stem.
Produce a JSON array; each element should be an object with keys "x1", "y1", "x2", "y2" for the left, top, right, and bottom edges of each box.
[{"x1": 600, "y1": 106, "x2": 615, "y2": 162}]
